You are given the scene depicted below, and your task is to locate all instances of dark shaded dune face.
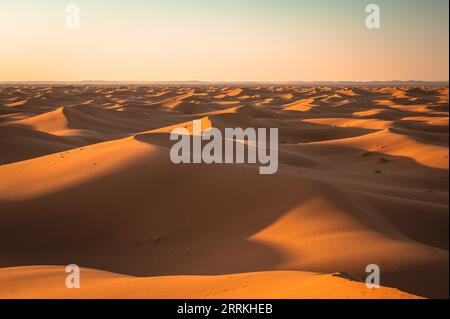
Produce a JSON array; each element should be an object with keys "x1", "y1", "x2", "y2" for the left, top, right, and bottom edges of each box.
[
  {"x1": 427, "y1": 102, "x2": 449, "y2": 113},
  {"x1": 0, "y1": 85, "x2": 448, "y2": 299},
  {"x1": 0, "y1": 125, "x2": 83, "y2": 165}
]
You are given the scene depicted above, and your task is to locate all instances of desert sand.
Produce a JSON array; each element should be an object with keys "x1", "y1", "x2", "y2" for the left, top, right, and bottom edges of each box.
[{"x1": 0, "y1": 85, "x2": 448, "y2": 299}]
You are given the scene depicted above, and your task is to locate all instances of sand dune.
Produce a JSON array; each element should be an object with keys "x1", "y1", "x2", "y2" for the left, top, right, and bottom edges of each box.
[
  {"x1": 0, "y1": 85, "x2": 448, "y2": 299},
  {"x1": 0, "y1": 267, "x2": 419, "y2": 299}
]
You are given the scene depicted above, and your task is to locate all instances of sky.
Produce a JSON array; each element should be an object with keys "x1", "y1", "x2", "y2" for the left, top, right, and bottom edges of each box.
[{"x1": 0, "y1": 0, "x2": 448, "y2": 82}]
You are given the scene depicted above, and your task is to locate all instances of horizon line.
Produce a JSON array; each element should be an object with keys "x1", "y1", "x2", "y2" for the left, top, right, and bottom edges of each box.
[{"x1": 1, "y1": 80, "x2": 449, "y2": 85}]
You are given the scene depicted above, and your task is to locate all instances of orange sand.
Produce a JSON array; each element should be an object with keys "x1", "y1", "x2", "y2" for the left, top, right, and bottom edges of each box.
[{"x1": 0, "y1": 85, "x2": 448, "y2": 299}]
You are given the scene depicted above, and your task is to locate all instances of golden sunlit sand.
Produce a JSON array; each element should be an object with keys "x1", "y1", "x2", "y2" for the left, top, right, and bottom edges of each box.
[{"x1": 0, "y1": 85, "x2": 448, "y2": 299}]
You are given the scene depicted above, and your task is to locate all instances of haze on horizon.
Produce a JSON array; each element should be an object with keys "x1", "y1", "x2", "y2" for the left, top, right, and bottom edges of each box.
[{"x1": 1, "y1": 0, "x2": 448, "y2": 82}]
